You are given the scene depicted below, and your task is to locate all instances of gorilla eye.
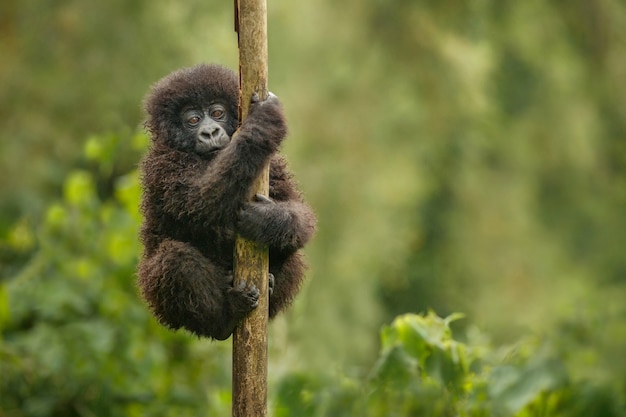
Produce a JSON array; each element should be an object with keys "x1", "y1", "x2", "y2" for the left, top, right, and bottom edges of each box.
[
  {"x1": 209, "y1": 104, "x2": 227, "y2": 121},
  {"x1": 182, "y1": 109, "x2": 203, "y2": 126},
  {"x1": 211, "y1": 109, "x2": 225, "y2": 119}
]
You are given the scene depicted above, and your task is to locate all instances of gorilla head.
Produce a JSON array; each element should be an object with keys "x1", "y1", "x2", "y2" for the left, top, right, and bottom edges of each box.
[{"x1": 144, "y1": 64, "x2": 239, "y2": 155}]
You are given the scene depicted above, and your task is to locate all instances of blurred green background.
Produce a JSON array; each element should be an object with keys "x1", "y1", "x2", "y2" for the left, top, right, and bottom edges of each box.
[{"x1": 1, "y1": 0, "x2": 626, "y2": 416}]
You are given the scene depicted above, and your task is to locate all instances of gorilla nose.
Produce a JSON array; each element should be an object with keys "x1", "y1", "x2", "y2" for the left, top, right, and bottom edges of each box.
[{"x1": 200, "y1": 126, "x2": 220, "y2": 140}]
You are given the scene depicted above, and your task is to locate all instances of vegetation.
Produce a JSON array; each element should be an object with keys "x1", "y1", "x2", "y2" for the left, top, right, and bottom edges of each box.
[{"x1": 1, "y1": 0, "x2": 626, "y2": 415}]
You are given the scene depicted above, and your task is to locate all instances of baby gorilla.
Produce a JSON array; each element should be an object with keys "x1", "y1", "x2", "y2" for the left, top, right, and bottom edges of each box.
[{"x1": 137, "y1": 64, "x2": 316, "y2": 340}]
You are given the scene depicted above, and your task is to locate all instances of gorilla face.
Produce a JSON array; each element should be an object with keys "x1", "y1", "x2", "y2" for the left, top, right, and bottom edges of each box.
[
  {"x1": 144, "y1": 64, "x2": 240, "y2": 156},
  {"x1": 181, "y1": 101, "x2": 233, "y2": 155}
]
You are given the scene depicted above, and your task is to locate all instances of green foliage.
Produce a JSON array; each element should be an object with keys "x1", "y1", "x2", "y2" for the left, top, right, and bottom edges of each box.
[
  {"x1": 275, "y1": 312, "x2": 625, "y2": 417},
  {"x1": 0, "y1": 134, "x2": 233, "y2": 416},
  {"x1": 0, "y1": 0, "x2": 237, "y2": 224},
  {"x1": 0, "y1": 131, "x2": 624, "y2": 415}
]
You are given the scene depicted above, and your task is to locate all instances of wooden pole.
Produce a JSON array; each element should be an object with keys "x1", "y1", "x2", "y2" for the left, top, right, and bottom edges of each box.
[{"x1": 232, "y1": 0, "x2": 269, "y2": 416}]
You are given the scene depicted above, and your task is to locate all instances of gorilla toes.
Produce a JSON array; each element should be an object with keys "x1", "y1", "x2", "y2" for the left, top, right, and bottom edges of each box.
[{"x1": 228, "y1": 281, "x2": 260, "y2": 316}]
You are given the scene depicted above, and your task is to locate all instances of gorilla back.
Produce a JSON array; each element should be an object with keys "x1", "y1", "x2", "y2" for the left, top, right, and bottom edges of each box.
[{"x1": 137, "y1": 64, "x2": 316, "y2": 340}]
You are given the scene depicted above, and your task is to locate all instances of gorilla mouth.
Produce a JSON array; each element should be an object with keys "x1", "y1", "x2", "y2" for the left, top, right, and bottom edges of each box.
[{"x1": 199, "y1": 134, "x2": 230, "y2": 150}]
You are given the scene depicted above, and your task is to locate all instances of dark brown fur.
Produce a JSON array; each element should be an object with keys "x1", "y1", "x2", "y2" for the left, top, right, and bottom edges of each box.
[{"x1": 137, "y1": 64, "x2": 316, "y2": 340}]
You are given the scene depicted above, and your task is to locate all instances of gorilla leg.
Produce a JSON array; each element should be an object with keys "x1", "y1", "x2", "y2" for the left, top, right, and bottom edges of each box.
[
  {"x1": 138, "y1": 239, "x2": 259, "y2": 340},
  {"x1": 268, "y1": 252, "x2": 307, "y2": 318}
]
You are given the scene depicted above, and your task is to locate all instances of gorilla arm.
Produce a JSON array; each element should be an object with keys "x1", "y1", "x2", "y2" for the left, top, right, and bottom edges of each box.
[{"x1": 237, "y1": 155, "x2": 317, "y2": 253}]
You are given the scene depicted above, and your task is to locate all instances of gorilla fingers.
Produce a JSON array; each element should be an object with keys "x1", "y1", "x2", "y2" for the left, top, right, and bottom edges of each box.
[
  {"x1": 238, "y1": 194, "x2": 316, "y2": 252},
  {"x1": 237, "y1": 92, "x2": 288, "y2": 154}
]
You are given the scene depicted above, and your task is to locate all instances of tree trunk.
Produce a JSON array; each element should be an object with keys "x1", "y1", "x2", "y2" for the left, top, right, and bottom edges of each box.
[{"x1": 232, "y1": 0, "x2": 269, "y2": 416}]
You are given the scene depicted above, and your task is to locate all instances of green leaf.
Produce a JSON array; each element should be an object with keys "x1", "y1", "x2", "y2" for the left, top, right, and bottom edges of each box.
[
  {"x1": 63, "y1": 171, "x2": 97, "y2": 207},
  {"x1": 370, "y1": 345, "x2": 418, "y2": 387},
  {"x1": 489, "y1": 355, "x2": 568, "y2": 413},
  {"x1": 0, "y1": 284, "x2": 10, "y2": 330}
]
